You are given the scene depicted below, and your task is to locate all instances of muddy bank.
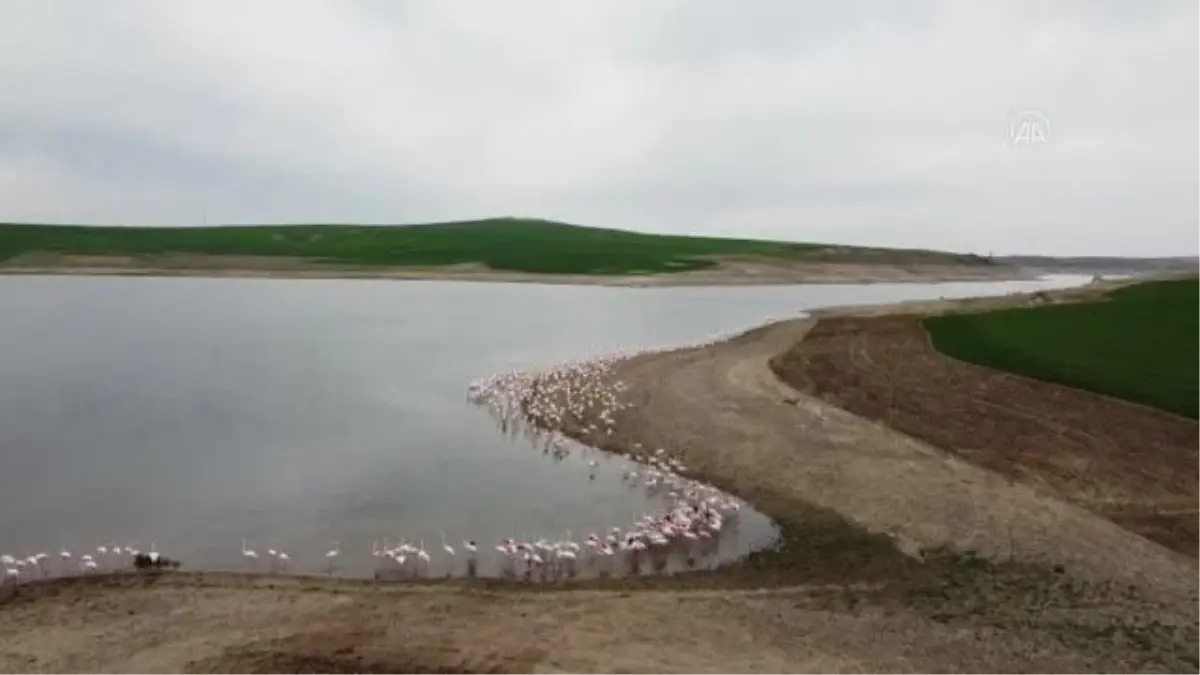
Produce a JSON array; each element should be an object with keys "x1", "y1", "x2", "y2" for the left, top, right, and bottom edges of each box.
[{"x1": 543, "y1": 315, "x2": 1195, "y2": 592}]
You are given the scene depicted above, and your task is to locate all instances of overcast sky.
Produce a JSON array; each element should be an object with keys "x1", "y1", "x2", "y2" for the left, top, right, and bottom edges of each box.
[{"x1": 1, "y1": 1, "x2": 1196, "y2": 256}]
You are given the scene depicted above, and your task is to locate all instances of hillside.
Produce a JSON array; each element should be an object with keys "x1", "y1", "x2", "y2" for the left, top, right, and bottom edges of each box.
[
  {"x1": 924, "y1": 278, "x2": 1199, "y2": 419},
  {"x1": 0, "y1": 219, "x2": 996, "y2": 276}
]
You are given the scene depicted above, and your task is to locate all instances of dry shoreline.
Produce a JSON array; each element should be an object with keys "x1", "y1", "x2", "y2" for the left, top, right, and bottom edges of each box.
[
  {"x1": 0, "y1": 253, "x2": 1038, "y2": 287},
  {"x1": 1, "y1": 277, "x2": 1196, "y2": 673}
]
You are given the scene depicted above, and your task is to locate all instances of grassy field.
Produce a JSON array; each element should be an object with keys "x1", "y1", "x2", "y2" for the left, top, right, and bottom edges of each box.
[
  {"x1": 923, "y1": 278, "x2": 1199, "y2": 419},
  {"x1": 0, "y1": 218, "x2": 991, "y2": 275}
]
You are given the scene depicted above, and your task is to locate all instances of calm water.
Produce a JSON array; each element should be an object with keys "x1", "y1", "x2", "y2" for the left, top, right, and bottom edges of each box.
[{"x1": 0, "y1": 274, "x2": 1088, "y2": 578}]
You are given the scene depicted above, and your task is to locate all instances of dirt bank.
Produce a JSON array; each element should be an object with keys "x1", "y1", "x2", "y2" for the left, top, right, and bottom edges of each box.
[
  {"x1": 550, "y1": 294, "x2": 1195, "y2": 598},
  {"x1": 2, "y1": 281, "x2": 1196, "y2": 673},
  {"x1": 1, "y1": 567, "x2": 1193, "y2": 674},
  {"x1": 0, "y1": 253, "x2": 1034, "y2": 286},
  {"x1": 770, "y1": 314, "x2": 1198, "y2": 557}
]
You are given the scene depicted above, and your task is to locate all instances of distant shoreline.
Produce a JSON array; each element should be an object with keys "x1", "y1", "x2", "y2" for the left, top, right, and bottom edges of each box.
[{"x1": 0, "y1": 255, "x2": 1039, "y2": 287}]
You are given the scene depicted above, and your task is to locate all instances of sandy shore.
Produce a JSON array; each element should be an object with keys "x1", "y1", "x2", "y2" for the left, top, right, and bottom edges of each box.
[
  {"x1": 1, "y1": 278, "x2": 1195, "y2": 674},
  {"x1": 0, "y1": 253, "x2": 1037, "y2": 286}
]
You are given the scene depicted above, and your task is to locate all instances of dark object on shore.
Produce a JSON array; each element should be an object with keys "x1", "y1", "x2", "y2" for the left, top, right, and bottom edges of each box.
[{"x1": 133, "y1": 553, "x2": 181, "y2": 570}]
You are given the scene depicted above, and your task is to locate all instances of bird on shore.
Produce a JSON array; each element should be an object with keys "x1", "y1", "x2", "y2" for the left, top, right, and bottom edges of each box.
[
  {"x1": 241, "y1": 540, "x2": 258, "y2": 563},
  {"x1": 325, "y1": 542, "x2": 340, "y2": 575}
]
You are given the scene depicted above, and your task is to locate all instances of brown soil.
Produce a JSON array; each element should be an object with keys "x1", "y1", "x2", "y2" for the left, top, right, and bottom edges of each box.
[
  {"x1": 1, "y1": 280, "x2": 1196, "y2": 673},
  {"x1": 0, "y1": 252, "x2": 1033, "y2": 286},
  {"x1": 769, "y1": 314, "x2": 1199, "y2": 557},
  {"x1": 1, "y1": 569, "x2": 1193, "y2": 674}
]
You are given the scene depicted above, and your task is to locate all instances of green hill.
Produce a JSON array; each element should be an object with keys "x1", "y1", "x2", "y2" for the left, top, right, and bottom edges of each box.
[
  {"x1": 924, "y1": 278, "x2": 1200, "y2": 419},
  {"x1": 0, "y1": 218, "x2": 994, "y2": 275}
]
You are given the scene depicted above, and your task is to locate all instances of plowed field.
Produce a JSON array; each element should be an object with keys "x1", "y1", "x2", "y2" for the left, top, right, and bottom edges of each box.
[{"x1": 770, "y1": 314, "x2": 1199, "y2": 557}]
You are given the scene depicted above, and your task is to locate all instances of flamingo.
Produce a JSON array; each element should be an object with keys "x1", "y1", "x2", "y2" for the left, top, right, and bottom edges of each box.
[
  {"x1": 416, "y1": 540, "x2": 431, "y2": 565},
  {"x1": 441, "y1": 533, "x2": 455, "y2": 557},
  {"x1": 563, "y1": 529, "x2": 581, "y2": 552},
  {"x1": 3, "y1": 566, "x2": 18, "y2": 585},
  {"x1": 241, "y1": 540, "x2": 257, "y2": 564},
  {"x1": 389, "y1": 538, "x2": 413, "y2": 571},
  {"x1": 463, "y1": 540, "x2": 477, "y2": 555},
  {"x1": 325, "y1": 541, "x2": 340, "y2": 575},
  {"x1": 374, "y1": 538, "x2": 398, "y2": 569}
]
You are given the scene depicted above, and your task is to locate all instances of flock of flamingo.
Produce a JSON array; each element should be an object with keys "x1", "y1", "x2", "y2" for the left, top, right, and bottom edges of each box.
[
  {"x1": 457, "y1": 332, "x2": 774, "y2": 580},
  {"x1": 2, "y1": 326, "x2": 774, "y2": 587},
  {"x1": 1, "y1": 543, "x2": 163, "y2": 584}
]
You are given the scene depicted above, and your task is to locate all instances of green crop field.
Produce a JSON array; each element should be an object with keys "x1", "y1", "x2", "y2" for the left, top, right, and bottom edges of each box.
[
  {"x1": 0, "y1": 218, "x2": 989, "y2": 275},
  {"x1": 923, "y1": 278, "x2": 1199, "y2": 419}
]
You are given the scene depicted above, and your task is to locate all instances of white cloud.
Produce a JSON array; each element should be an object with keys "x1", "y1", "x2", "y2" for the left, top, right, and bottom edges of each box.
[{"x1": 0, "y1": 0, "x2": 1195, "y2": 255}]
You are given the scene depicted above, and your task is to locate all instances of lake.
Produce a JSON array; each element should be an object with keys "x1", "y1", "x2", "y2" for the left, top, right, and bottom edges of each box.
[{"x1": 0, "y1": 274, "x2": 1089, "y2": 579}]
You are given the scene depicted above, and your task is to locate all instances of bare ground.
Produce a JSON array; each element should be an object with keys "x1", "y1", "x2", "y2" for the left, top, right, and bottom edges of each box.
[
  {"x1": 769, "y1": 314, "x2": 1198, "y2": 557},
  {"x1": 0, "y1": 252, "x2": 1034, "y2": 286},
  {"x1": 1, "y1": 569, "x2": 1192, "y2": 674},
  {"x1": 1, "y1": 281, "x2": 1197, "y2": 673}
]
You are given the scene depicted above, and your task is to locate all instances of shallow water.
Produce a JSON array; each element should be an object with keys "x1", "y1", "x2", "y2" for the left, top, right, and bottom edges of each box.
[{"x1": 0, "y1": 274, "x2": 1089, "y2": 579}]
